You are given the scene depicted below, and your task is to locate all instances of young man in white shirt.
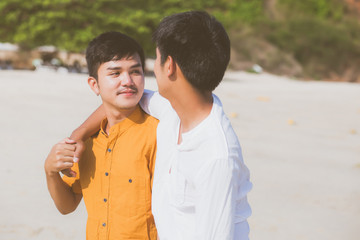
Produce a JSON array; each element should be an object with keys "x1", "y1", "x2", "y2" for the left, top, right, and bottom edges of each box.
[{"x1": 69, "y1": 10, "x2": 252, "y2": 240}]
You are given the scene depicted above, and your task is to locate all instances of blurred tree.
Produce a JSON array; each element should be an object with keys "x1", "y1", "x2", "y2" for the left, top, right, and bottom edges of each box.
[
  {"x1": 0, "y1": 0, "x2": 162, "y2": 53},
  {"x1": 214, "y1": 0, "x2": 264, "y2": 27},
  {"x1": 1, "y1": 0, "x2": 359, "y2": 81},
  {"x1": 0, "y1": 0, "x2": 245, "y2": 55},
  {"x1": 277, "y1": 0, "x2": 345, "y2": 21}
]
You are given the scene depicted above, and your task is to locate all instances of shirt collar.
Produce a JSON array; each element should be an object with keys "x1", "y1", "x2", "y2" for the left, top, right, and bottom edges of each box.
[{"x1": 100, "y1": 105, "x2": 145, "y2": 138}]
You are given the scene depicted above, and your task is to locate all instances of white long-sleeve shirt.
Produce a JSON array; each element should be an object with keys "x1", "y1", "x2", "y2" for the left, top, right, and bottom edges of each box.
[{"x1": 140, "y1": 90, "x2": 252, "y2": 240}]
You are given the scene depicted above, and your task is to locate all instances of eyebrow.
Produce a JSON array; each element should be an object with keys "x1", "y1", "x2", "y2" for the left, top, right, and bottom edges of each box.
[{"x1": 106, "y1": 63, "x2": 142, "y2": 70}]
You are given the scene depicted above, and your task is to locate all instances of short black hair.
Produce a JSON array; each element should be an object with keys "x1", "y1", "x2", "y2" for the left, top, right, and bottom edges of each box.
[
  {"x1": 86, "y1": 31, "x2": 145, "y2": 80},
  {"x1": 152, "y1": 11, "x2": 230, "y2": 92}
]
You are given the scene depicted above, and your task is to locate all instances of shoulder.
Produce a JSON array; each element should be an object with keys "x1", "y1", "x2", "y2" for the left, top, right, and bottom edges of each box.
[
  {"x1": 206, "y1": 95, "x2": 242, "y2": 159},
  {"x1": 134, "y1": 111, "x2": 158, "y2": 147},
  {"x1": 142, "y1": 111, "x2": 159, "y2": 129}
]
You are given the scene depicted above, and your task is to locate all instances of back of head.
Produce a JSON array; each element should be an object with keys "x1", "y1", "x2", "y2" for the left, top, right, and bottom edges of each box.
[
  {"x1": 86, "y1": 31, "x2": 145, "y2": 80},
  {"x1": 152, "y1": 11, "x2": 230, "y2": 92}
]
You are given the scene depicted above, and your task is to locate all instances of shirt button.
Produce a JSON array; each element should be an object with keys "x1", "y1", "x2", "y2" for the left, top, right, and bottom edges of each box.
[
  {"x1": 102, "y1": 223, "x2": 106, "y2": 227},
  {"x1": 107, "y1": 148, "x2": 111, "y2": 152},
  {"x1": 104, "y1": 198, "x2": 107, "y2": 202},
  {"x1": 129, "y1": 179, "x2": 132, "y2": 183},
  {"x1": 105, "y1": 172, "x2": 109, "y2": 176}
]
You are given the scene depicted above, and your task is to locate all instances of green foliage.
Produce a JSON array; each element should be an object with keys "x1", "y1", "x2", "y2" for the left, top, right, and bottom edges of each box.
[
  {"x1": 213, "y1": 0, "x2": 264, "y2": 28},
  {"x1": 1, "y1": 0, "x2": 360, "y2": 81},
  {"x1": 0, "y1": 0, "x2": 264, "y2": 54},
  {"x1": 0, "y1": 0, "x2": 163, "y2": 53},
  {"x1": 264, "y1": 17, "x2": 360, "y2": 78},
  {"x1": 277, "y1": 0, "x2": 345, "y2": 21}
]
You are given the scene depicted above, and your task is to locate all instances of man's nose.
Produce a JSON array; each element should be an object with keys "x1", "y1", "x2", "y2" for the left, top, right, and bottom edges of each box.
[{"x1": 120, "y1": 72, "x2": 134, "y2": 86}]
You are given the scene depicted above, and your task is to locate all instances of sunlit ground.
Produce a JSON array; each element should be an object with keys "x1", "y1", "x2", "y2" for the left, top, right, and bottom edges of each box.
[{"x1": 0, "y1": 70, "x2": 359, "y2": 239}]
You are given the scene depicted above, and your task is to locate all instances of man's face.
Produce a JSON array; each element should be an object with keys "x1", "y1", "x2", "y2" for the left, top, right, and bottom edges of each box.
[
  {"x1": 94, "y1": 54, "x2": 144, "y2": 111},
  {"x1": 154, "y1": 48, "x2": 168, "y2": 98}
]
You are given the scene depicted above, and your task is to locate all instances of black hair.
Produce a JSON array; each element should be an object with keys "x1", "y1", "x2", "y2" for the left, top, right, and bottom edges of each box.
[
  {"x1": 152, "y1": 11, "x2": 230, "y2": 92},
  {"x1": 86, "y1": 31, "x2": 145, "y2": 80}
]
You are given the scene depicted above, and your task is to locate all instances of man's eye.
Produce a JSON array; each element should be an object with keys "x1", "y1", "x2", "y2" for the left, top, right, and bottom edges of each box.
[
  {"x1": 110, "y1": 72, "x2": 120, "y2": 76},
  {"x1": 131, "y1": 70, "x2": 142, "y2": 75}
]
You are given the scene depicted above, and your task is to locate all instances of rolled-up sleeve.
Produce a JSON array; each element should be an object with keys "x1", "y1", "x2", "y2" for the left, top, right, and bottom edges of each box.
[
  {"x1": 62, "y1": 163, "x2": 82, "y2": 195},
  {"x1": 140, "y1": 90, "x2": 172, "y2": 120}
]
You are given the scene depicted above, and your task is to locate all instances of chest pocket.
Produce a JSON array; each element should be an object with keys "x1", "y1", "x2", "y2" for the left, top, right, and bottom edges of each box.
[
  {"x1": 112, "y1": 175, "x2": 147, "y2": 217},
  {"x1": 170, "y1": 171, "x2": 186, "y2": 207}
]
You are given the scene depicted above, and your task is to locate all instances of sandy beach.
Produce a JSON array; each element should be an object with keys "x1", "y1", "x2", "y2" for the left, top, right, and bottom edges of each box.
[{"x1": 0, "y1": 70, "x2": 359, "y2": 240}]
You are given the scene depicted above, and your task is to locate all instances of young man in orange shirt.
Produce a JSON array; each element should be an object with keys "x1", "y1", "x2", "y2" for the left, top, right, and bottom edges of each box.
[{"x1": 44, "y1": 32, "x2": 158, "y2": 239}]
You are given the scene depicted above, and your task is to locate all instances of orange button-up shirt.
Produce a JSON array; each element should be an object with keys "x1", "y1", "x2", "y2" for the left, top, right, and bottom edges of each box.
[{"x1": 63, "y1": 106, "x2": 158, "y2": 240}]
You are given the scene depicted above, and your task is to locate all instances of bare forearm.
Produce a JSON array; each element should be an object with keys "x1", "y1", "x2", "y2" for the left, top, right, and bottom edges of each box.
[
  {"x1": 70, "y1": 104, "x2": 105, "y2": 141},
  {"x1": 46, "y1": 172, "x2": 81, "y2": 214}
]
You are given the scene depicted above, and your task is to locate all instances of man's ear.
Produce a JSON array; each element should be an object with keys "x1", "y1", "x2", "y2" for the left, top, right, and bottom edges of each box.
[
  {"x1": 166, "y1": 55, "x2": 177, "y2": 79},
  {"x1": 88, "y1": 76, "x2": 100, "y2": 96}
]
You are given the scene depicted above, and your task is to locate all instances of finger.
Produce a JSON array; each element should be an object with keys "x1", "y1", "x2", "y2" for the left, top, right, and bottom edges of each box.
[
  {"x1": 65, "y1": 138, "x2": 76, "y2": 144},
  {"x1": 74, "y1": 143, "x2": 85, "y2": 162},
  {"x1": 55, "y1": 150, "x2": 78, "y2": 163},
  {"x1": 57, "y1": 156, "x2": 75, "y2": 163},
  {"x1": 55, "y1": 144, "x2": 76, "y2": 153},
  {"x1": 62, "y1": 149, "x2": 77, "y2": 158},
  {"x1": 75, "y1": 143, "x2": 84, "y2": 154},
  {"x1": 61, "y1": 143, "x2": 76, "y2": 151},
  {"x1": 59, "y1": 137, "x2": 70, "y2": 144},
  {"x1": 54, "y1": 149, "x2": 76, "y2": 160},
  {"x1": 61, "y1": 161, "x2": 74, "y2": 168}
]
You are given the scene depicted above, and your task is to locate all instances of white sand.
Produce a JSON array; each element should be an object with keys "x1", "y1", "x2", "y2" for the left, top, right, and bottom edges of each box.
[{"x1": 0, "y1": 70, "x2": 359, "y2": 239}]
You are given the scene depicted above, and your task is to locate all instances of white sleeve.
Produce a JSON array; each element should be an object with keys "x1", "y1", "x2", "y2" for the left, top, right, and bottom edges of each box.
[
  {"x1": 140, "y1": 89, "x2": 172, "y2": 120},
  {"x1": 194, "y1": 157, "x2": 252, "y2": 240}
]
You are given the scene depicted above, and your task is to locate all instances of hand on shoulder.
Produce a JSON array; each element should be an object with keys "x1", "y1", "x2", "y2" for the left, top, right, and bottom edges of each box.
[{"x1": 44, "y1": 138, "x2": 78, "y2": 177}]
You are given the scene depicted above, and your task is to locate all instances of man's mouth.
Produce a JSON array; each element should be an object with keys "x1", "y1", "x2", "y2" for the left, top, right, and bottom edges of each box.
[{"x1": 117, "y1": 88, "x2": 137, "y2": 96}]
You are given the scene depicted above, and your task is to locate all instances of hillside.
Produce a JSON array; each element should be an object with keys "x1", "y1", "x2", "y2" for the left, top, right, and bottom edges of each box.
[
  {"x1": 227, "y1": 0, "x2": 360, "y2": 82},
  {"x1": 0, "y1": 0, "x2": 359, "y2": 82}
]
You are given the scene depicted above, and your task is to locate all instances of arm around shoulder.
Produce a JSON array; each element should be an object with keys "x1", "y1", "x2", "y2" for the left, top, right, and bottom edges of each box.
[
  {"x1": 68, "y1": 104, "x2": 105, "y2": 161},
  {"x1": 70, "y1": 104, "x2": 105, "y2": 141},
  {"x1": 140, "y1": 90, "x2": 172, "y2": 119}
]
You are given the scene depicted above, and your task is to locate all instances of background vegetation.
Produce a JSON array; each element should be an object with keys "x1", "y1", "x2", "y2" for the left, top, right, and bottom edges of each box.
[{"x1": 1, "y1": 0, "x2": 359, "y2": 81}]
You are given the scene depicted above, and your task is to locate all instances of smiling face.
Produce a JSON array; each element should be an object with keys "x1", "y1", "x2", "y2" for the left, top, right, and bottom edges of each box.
[{"x1": 89, "y1": 53, "x2": 144, "y2": 113}]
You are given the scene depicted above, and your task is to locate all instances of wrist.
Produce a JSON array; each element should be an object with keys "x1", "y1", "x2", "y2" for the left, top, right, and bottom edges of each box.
[
  {"x1": 44, "y1": 161, "x2": 59, "y2": 177},
  {"x1": 45, "y1": 168, "x2": 60, "y2": 178},
  {"x1": 70, "y1": 127, "x2": 88, "y2": 142}
]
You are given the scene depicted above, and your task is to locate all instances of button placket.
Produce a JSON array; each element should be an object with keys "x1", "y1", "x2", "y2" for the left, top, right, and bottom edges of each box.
[
  {"x1": 103, "y1": 128, "x2": 121, "y2": 238},
  {"x1": 101, "y1": 138, "x2": 114, "y2": 238}
]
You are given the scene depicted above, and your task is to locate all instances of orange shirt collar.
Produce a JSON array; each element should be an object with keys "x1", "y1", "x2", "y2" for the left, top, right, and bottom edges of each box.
[{"x1": 100, "y1": 105, "x2": 144, "y2": 137}]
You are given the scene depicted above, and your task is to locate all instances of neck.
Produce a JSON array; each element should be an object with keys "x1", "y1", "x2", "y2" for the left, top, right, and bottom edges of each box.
[
  {"x1": 168, "y1": 82, "x2": 213, "y2": 134},
  {"x1": 103, "y1": 104, "x2": 137, "y2": 134}
]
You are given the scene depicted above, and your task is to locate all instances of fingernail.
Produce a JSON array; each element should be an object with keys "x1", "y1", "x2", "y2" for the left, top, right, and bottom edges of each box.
[{"x1": 73, "y1": 157, "x2": 79, "y2": 163}]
